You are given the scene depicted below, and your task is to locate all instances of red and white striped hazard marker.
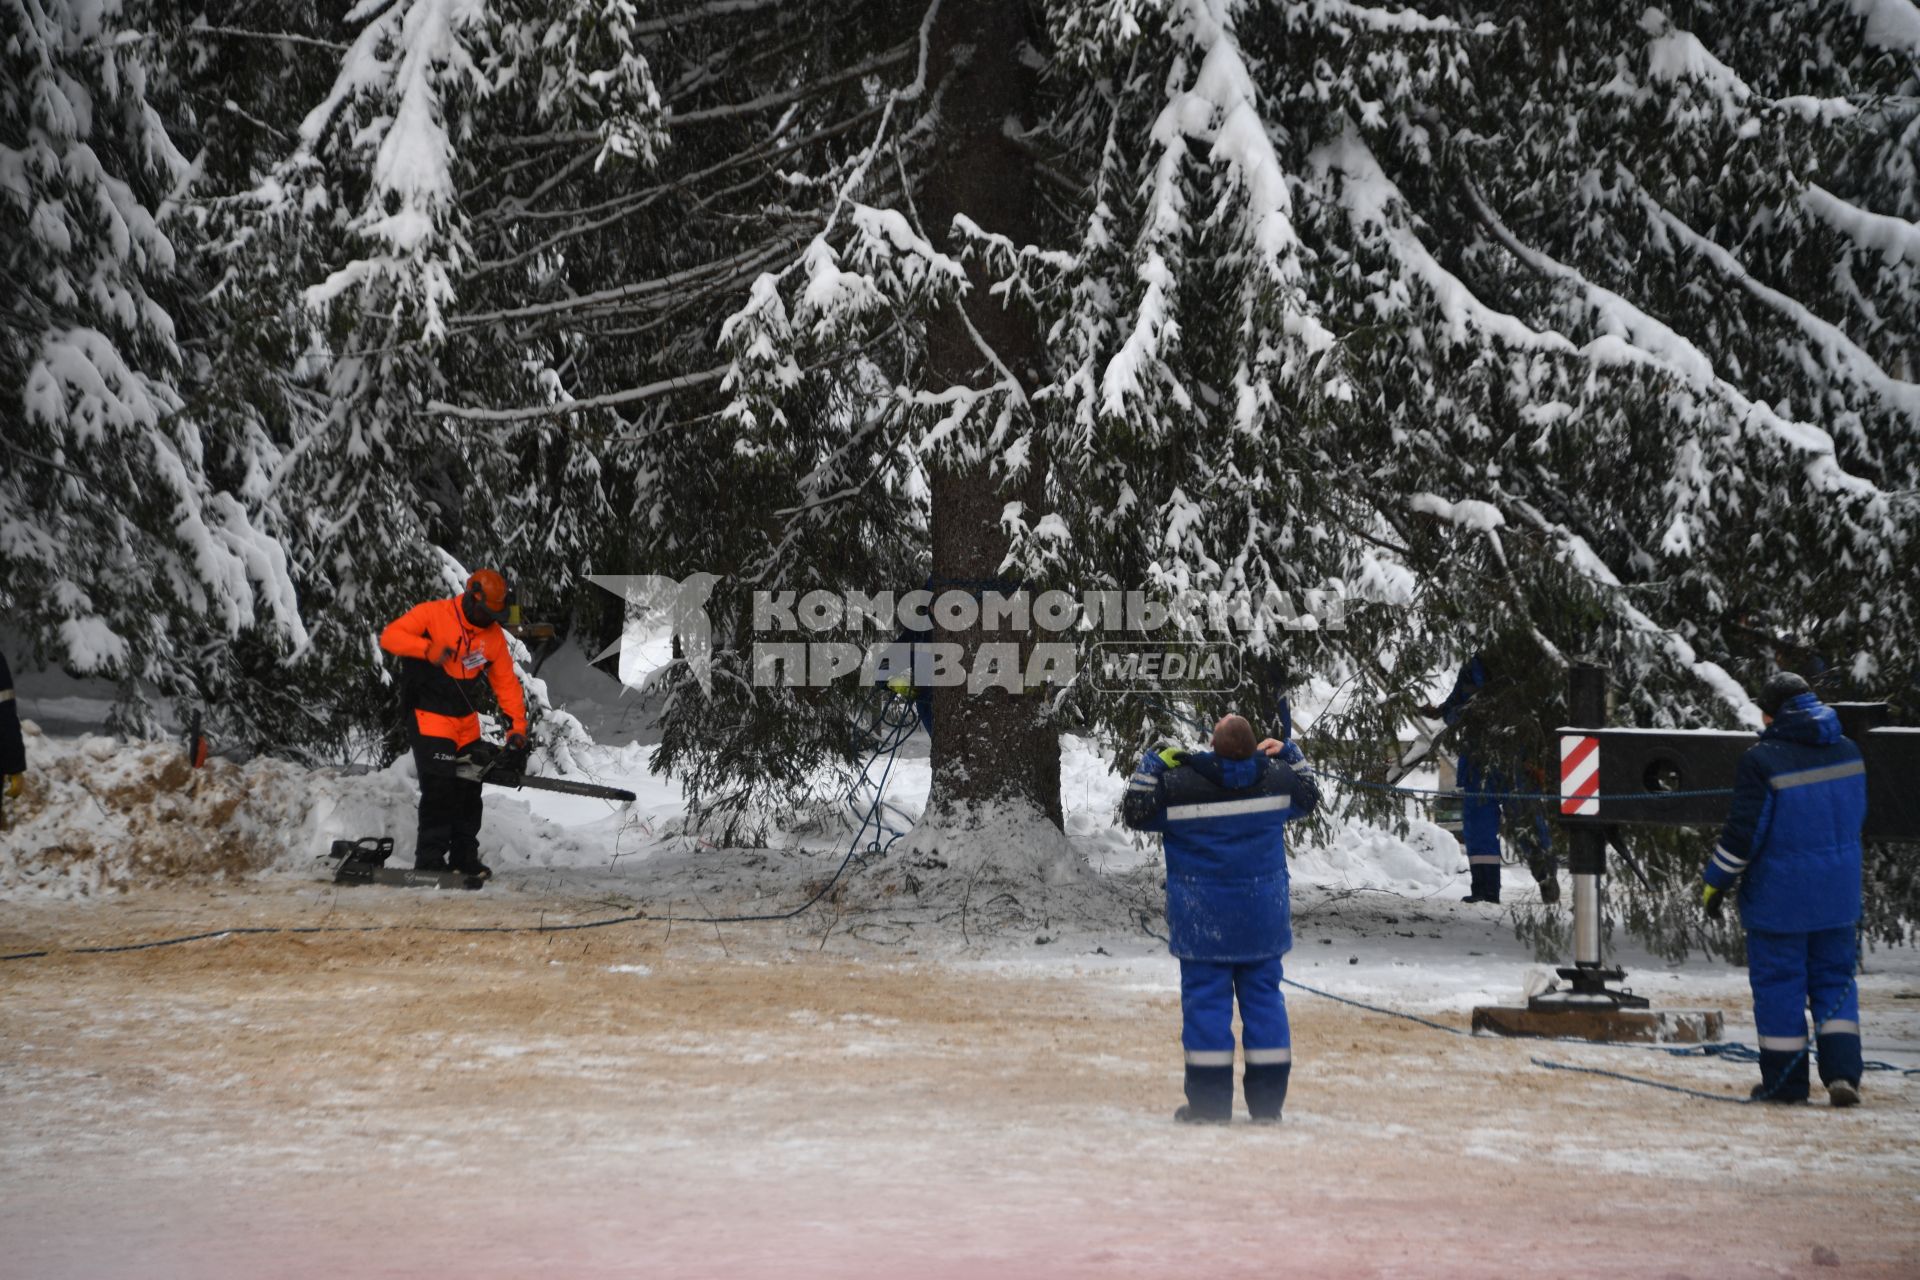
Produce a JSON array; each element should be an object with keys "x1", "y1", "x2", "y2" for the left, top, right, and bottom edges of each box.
[{"x1": 1560, "y1": 734, "x2": 1600, "y2": 815}]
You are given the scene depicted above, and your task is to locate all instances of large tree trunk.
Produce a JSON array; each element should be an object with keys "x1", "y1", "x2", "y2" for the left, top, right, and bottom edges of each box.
[{"x1": 914, "y1": 0, "x2": 1064, "y2": 844}]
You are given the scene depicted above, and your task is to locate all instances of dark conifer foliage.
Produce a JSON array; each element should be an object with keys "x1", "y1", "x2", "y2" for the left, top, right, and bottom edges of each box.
[{"x1": 4, "y1": 1, "x2": 1915, "y2": 924}]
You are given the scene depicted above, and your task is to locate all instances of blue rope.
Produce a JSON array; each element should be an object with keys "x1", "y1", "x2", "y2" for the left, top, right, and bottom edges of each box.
[
  {"x1": 1328, "y1": 771, "x2": 1735, "y2": 802},
  {"x1": 1657, "y1": 1042, "x2": 1914, "y2": 1074},
  {"x1": 1524, "y1": 990, "x2": 1828, "y2": 1105},
  {"x1": 1278, "y1": 977, "x2": 1918, "y2": 1104},
  {"x1": 1323, "y1": 772, "x2": 1735, "y2": 804}
]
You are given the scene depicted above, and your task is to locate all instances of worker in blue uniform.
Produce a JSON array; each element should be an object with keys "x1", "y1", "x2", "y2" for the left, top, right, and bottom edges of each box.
[
  {"x1": 1422, "y1": 653, "x2": 1559, "y2": 905},
  {"x1": 1122, "y1": 713, "x2": 1320, "y2": 1124},
  {"x1": 1701, "y1": 672, "x2": 1868, "y2": 1105}
]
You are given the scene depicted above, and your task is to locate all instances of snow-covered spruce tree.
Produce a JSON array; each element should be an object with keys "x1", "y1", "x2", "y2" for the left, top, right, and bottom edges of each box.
[
  {"x1": 1, "y1": 0, "x2": 308, "y2": 741},
  {"x1": 1030, "y1": 0, "x2": 1919, "y2": 939},
  {"x1": 268, "y1": 0, "x2": 1919, "y2": 928},
  {"x1": 267, "y1": 0, "x2": 937, "y2": 800},
  {"x1": 163, "y1": 7, "x2": 374, "y2": 759},
  {"x1": 720, "y1": 0, "x2": 1920, "y2": 922},
  {"x1": 1039, "y1": 0, "x2": 1918, "y2": 735},
  {"x1": 704, "y1": 0, "x2": 1107, "y2": 887},
  {"x1": 234, "y1": 0, "x2": 684, "y2": 759}
]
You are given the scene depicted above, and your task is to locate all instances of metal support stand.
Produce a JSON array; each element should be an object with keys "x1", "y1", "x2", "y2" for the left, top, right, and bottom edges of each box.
[
  {"x1": 1473, "y1": 661, "x2": 1718, "y2": 1042},
  {"x1": 1540, "y1": 663, "x2": 1647, "y2": 1010}
]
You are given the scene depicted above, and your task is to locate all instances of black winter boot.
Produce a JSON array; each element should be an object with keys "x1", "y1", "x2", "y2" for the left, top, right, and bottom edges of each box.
[
  {"x1": 1178, "y1": 1064, "x2": 1234, "y2": 1123},
  {"x1": 1751, "y1": 1049, "x2": 1811, "y2": 1103},
  {"x1": 1816, "y1": 1031, "x2": 1864, "y2": 1095},
  {"x1": 1244, "y1": 1061, "x2": 1291, "y2": 1123},
  {"x1": 1173, "y1": 1105, "x2": 1228, "y2": 1125},
  {"x1": 1461, "y1": 864, "x2": 1502, "y2": 904},
  {"x1": 449, "y1": 849, "x2": 492, "y2": 880}
]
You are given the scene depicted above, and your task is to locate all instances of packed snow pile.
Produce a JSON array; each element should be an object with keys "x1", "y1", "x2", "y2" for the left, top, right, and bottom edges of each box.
[
  {"x1": 0, "y1": 721, "x2": 609, "y2": 900},
  {"x1": 1294, "y1": 817, "x2": 1464, "y2": 897},
  {"x1": 0, "y1": 722, "x2": 354, "y2": 899}
]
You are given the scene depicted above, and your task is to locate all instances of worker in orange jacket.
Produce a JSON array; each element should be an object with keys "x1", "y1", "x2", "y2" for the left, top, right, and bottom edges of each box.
[{"x1": 379, "y1": 569, "x2": 529, "y2": 877}]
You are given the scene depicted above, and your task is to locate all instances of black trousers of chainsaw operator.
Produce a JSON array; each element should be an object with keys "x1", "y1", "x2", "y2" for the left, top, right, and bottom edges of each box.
[{"x1": 412, "y1": 734, "x2": 483, "y2": 871}]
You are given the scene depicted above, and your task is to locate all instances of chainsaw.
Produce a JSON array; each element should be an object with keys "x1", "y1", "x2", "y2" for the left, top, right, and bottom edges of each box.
[{"x1": 453, "y1": 739, "x2": 637, "y2": 803}]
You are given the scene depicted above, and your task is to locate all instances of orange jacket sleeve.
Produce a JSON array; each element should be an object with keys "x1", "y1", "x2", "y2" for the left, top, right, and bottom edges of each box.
[
  {"x1": 484, "y1": 629, "x2": 529, "y2": 735},
  {"x1": 379, "y1": 602, "x2": 439, "y2": 661}
]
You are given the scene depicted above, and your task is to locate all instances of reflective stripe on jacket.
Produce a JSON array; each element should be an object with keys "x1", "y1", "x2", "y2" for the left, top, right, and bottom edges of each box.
[
  {"x1": 1122, "y1": 750, "x2": 1320, "y2": 962},
  {"x1": 379, "y1": 597, "x2": 529, "y2": 746},
  {"x1": 1703, "y1": 693, "x2": 1865, "y2": 933}
]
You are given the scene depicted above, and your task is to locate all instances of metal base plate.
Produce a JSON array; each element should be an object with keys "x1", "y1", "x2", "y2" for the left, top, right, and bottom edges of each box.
[{"x1": 1471, "y1": 1004, "x2": 1723, "y2": 1044}]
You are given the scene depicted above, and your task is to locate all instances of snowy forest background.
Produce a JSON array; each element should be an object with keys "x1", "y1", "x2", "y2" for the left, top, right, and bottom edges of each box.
[{"x1": 5, "y1": 0, "x2": 1920, "y2": 943}]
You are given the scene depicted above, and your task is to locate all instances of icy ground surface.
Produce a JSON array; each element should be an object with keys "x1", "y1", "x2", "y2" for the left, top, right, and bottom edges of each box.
[
  {"x1": 3, "y1": 656, "x2": 1917, "y2": 1275},
  {"x1": 2, "y1": 875, "x2": 1917, "y2": 1280}
]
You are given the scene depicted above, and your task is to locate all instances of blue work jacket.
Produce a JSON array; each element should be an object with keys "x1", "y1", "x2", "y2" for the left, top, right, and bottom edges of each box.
[
  {"x1": 1703, "y1": 693, "x2": 1866, "y2": 933},
  {"x1": 1123, "y1": 749, "x2": 1320, "y2": 962}
]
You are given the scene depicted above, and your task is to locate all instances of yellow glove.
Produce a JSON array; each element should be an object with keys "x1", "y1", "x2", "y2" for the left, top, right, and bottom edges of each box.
[
  {"x1": 886, "y1": 674, "x2": 913, "y2": 699},
  {"x1": 1156, "y1": 747, "x2": 1189, "y2": 770},
  {"x1": 1701, "y1": 883, "x2": 1725, "y2": 921},
  {"x1": 4, "y1": 774, "x2": 20, "y2": 800}
]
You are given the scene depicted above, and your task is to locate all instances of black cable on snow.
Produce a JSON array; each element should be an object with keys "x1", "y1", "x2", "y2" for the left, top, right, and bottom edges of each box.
[{"x1": 1279, "y1": 976, "x2": 1472, "y2": 1037}]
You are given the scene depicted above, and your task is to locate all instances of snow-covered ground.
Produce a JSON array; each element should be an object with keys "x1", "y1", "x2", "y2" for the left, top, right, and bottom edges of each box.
[
  {"x1": 4, "y1": 876, "x2": 1917, "y2": 1280},
  {"x1": 3, "y1": 656, "x2": 1917, "y2": 1277}
]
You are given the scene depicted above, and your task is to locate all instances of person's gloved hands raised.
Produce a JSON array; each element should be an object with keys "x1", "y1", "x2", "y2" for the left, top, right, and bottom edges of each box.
[
  {"x1": 1140, "y1": 744, "x2": 1189, "y2": 777},
  {"x1": 1257, "y1": 738, "x2": 1306, "y2": 766}
]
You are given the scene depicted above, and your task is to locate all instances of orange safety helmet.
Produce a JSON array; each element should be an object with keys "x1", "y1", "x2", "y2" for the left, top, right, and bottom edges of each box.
[{"x1": 462, "y1": 568, "x2": 515, "y2": 627}]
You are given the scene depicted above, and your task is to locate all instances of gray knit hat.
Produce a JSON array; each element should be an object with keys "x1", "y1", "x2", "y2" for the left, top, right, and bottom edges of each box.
[{"x1": 1759, "y1": 671, "x2": 1813, "y2": 717}]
